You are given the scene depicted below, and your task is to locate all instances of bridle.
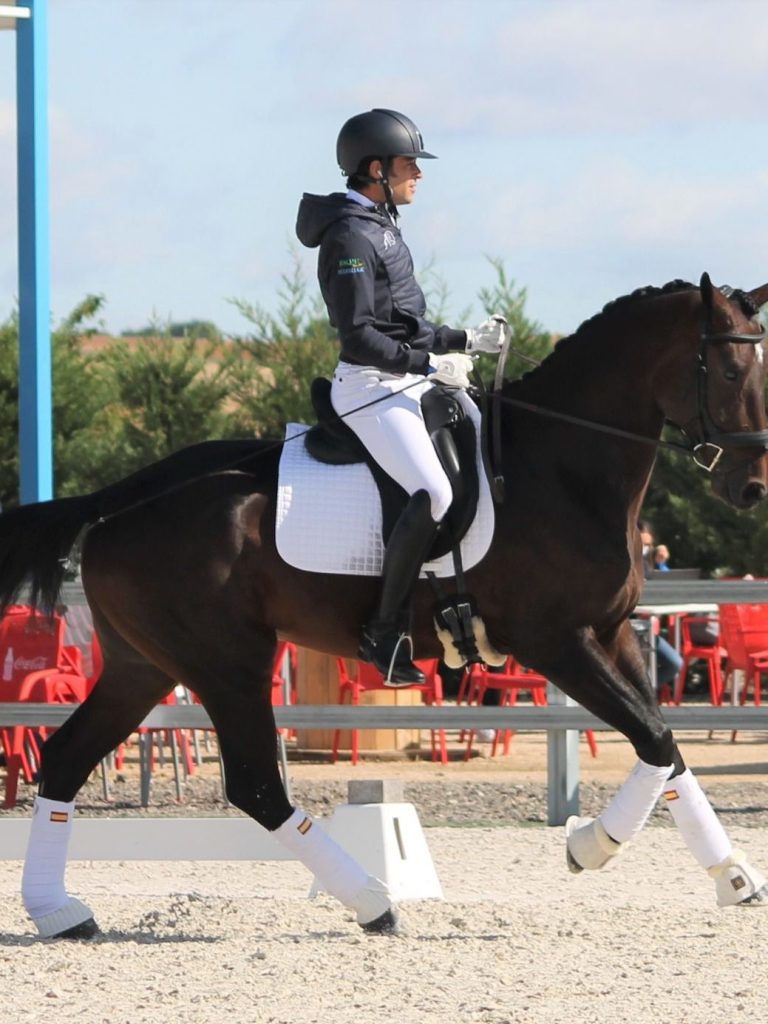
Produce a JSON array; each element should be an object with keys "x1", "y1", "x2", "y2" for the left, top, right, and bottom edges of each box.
[
  {"x1": 488, "y1": 290, "x2": 768, "y2": 492},
  {"x1": 684, "y1": 304, "x2": 768, "y2": 472}
]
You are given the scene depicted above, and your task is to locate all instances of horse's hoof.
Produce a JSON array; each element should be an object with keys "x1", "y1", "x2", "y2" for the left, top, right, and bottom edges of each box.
[
  {"x1": 360, "y1": 908, "x2": 400, "y2": 935},
  {"x1": 54, "y1": 917, "x2": 100, "y2": 940},
  {"x1": 738, "y1": 883, "x2": 768, "y2": 907}
]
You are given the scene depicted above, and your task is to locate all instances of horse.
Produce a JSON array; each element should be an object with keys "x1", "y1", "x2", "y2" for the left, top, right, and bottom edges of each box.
[{"x1": 2, "y1": 272, "x2": 768, "y2": 939}]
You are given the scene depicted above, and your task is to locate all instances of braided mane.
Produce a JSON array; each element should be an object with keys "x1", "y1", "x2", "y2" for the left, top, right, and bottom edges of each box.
[
  {"x1": 562, "y1": 279, "x2": 697, "y2": 349},
  {"x1": 509, "y1": 280, "x2": 698, "y2": 391}
]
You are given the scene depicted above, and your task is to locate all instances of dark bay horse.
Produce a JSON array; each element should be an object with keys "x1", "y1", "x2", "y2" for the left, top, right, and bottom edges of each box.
[{"x1": 2, "y1": 273, "x2": 768, "y2": 938}]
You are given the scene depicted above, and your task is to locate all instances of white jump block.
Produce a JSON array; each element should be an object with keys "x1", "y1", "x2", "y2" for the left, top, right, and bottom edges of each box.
[{"x1": 310, "y1": 800, "x2": 443, "y2": 901}]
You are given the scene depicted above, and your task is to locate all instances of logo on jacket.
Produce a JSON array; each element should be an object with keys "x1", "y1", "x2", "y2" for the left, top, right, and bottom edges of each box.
[
  {"x1": 383, "y1": 230, "x2": 396, "y2": 250},
  {"x1": 338, "y1": 257, "x2": 365, "y2": 275}
]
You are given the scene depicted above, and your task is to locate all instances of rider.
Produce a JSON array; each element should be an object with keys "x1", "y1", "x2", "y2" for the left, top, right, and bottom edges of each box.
[{"x1": 296, "y1": 108, "x2": 505, "y2": 685}]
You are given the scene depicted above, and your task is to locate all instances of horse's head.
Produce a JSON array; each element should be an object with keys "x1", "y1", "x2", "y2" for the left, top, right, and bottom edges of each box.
[{"x1": 662, "y1": 273, "x2": 768, "y2": 510}]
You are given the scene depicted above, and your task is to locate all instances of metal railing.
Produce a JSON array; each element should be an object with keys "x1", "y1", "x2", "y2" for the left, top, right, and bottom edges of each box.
[
  {"x1": 1, "y1": 701, "x2": 766, "y2": 827},
  {"x1": 2, "y1": 578, "x2": 767, "y2": 825}
]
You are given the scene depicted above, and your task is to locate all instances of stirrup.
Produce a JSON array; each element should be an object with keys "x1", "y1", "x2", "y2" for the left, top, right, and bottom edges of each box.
[{"x1": 359, "y1": 629, "x2": 425, "y2": 687}]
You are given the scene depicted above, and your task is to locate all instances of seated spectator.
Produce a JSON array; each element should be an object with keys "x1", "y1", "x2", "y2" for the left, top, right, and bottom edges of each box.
[
  {"x1": 654, "y1": 544, "x2": 671, "y2": 571},
  {"x1": 656, "y1": 633, "x2": 684, "y2": 691},
  {"x1": 688, "y1": 617, "x2": 720, "y2": 646}
]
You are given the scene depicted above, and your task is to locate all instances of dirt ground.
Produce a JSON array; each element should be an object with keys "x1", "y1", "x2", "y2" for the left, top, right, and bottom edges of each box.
[{"x1": 1, "y1": 729, "x2": 767, "y2": 1024}]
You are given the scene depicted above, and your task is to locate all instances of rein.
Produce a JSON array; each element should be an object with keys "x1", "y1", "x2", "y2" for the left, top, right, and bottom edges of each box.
[
  {"x1": 82, "y1": 298, "x2": 768, "y2": 536},
  {"x1": 493, "y1": 392, "x2": 695, "y2": 455}
]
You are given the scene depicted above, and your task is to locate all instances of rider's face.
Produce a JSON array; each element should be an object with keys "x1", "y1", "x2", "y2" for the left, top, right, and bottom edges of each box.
[
  {"x1": 369, "y1": 156, "x2": 422, "y2": 206},
  {"x1": 388, "y1": 156, "x2": 422, "y2": 206}
]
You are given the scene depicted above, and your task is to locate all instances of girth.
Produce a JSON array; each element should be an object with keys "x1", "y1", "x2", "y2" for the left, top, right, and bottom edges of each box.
[{"x1": 303, "y1": 377, "x2": 479, "y2": 561}]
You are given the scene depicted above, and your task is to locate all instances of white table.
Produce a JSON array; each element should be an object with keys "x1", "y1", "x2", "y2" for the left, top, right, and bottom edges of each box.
[{"x1": 635, "y1": 602, "x2": 718, "y2": 652}]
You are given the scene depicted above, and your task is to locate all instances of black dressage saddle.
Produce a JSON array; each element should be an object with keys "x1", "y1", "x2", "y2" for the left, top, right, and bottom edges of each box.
[{"x1": 303, "y1": 377, "x2": 479, "y2": 562}]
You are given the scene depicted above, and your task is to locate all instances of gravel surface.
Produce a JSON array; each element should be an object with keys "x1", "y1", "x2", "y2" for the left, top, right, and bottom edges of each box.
[
  {"x1": 3, "y1": 738, "x2": 768, "y2": 1024},
  {"x1": 3, "y1": 760, "x2": 768, "y2": 829}
]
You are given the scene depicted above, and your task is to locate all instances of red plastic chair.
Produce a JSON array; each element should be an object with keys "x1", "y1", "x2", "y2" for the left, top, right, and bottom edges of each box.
[
  {"x1": 462, "y1": 657, "x2": 599, "y2": 761},
  {"x1": 0, "y1": 606, "x2": 91, "y2": 808},
  {"x1": 717, "y1": 604, "x2": 768, "y2": 740},
  {"x1": 672, "y1": 614, "x2": 726, "y2": 705},
  {"x1": 332, "y1": 657, "x2": 448, "y2": 765}
]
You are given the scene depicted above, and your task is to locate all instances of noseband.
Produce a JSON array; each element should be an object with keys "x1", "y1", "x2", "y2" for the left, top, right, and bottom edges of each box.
[{"x1": 684, "y1": 298, "x2": 768, "y2": 472}]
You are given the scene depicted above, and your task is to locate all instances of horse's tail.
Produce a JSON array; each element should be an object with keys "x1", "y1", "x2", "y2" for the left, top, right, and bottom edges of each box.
[{"x1": 0, "y1": 492, "x2": 99, "y2": 616}]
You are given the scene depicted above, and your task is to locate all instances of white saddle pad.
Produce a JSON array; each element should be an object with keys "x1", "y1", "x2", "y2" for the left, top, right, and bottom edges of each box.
[{"x1": 276, "y1": 422, "x2": 495, "y2": 578}]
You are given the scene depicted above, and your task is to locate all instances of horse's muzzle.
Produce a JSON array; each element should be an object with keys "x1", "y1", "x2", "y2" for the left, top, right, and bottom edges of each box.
[{"x1": 740, "y1": 480, "x2": 768, "y2": 509}]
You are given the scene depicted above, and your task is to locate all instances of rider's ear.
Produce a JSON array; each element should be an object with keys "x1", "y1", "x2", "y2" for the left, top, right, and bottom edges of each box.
[{"x1": 368, "y1": 159, "x2": 384, "y2": 181}]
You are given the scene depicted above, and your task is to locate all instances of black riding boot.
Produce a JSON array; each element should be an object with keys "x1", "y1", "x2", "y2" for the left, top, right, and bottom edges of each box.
[{"x1": 359, "y1": 490, "x2": 439, "y2": 686}]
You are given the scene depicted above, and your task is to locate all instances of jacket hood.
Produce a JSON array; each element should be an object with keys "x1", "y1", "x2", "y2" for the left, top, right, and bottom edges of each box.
[{"x1": 296, "y1": 192, "x2": 385, "y2": 248}]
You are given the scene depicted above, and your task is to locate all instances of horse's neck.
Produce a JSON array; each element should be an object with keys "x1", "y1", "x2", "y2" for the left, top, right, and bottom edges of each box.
[{"x1": 503, "y1": 334, "x2": 664, "y2": 510}]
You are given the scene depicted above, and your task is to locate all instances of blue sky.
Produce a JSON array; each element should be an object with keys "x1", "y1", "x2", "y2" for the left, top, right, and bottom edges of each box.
[{"x1": 1, "y1": 0, "x2": 768, "y2": 339}]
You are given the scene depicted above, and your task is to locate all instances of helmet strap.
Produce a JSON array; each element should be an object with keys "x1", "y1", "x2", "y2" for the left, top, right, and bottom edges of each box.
[
  {"x1": 349, "y1": 157, "x2": 399, "y2": 223},
  {"x1": 380, "y1": 157, "x2": 399, "y2": 223}
]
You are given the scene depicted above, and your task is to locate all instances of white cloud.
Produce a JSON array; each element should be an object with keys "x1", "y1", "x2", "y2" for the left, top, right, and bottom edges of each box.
[{"x1": 286, "y1": 0, "x2": 768, "y2": 138}]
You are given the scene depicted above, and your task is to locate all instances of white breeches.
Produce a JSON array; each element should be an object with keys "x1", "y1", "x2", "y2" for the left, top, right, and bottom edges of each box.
[{"x1": 331, "y1": 362, "x2": 478, "y2": 523}]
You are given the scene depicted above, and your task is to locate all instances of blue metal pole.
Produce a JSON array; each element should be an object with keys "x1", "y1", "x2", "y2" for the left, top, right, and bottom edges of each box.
[{"x1": 16, "y1": 0, "x2": 52, "y2": 504}]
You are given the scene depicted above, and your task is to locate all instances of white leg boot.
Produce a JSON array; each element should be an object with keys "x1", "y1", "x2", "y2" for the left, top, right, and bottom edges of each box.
[
  {"x1": 274, "y1": 808, "x2": 397, "y2": 930},
  {"x1": 663, "y1": 769, "x2": 768, "y2": 907},
  {"x1": 22, "y1": 797, "x2": 96, "y2": 938},
  {"x1": 566, "y1": 759, "x2": 672, "y2": 872}
]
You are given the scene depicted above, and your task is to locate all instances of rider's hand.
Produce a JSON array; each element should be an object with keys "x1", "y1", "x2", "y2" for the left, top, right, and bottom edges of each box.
[
  {"x1": 428, "y1": 353, "x2": 474, "y2": 389},
  {"x1": 465, "y1": 314, "x2": 508, "y2": 354}
]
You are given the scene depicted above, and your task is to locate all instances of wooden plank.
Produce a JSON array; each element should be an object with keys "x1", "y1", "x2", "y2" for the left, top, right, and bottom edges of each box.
[{"x1": 295, "y1": 649, "x2": 421, "y2": 753}]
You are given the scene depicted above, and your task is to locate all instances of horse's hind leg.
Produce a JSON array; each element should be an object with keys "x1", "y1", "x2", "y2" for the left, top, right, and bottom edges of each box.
[
  {"x1": 23, "y1": 618, "x2": 176, "y2": 939},
  {"x1": 562, "y1": 621, "x2": 768, "y2": 906},
  {"x1": 184, "y1": 646, "x2": 396, "y2": 934}
]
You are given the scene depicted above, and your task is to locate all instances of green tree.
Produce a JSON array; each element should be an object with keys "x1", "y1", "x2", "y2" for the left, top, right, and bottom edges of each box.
[
  {"x1": 642, "y1": 442, "x2": 768, "y2": 577},
  {"x1": 0, "y1": 313, "x2": 20, "y2": 506},
  {"x1": 476, "y1": 257, "x2": 552, "y2": 376},
  {"x1": 61, "y1": 328, "x2": 241, "y2": 492},
  {"x1": 0, "y1": 295, "x2": 107, "y2": 508},
  {"x1": 228, "y1": 253, "x2": 338, "y2": 437}
]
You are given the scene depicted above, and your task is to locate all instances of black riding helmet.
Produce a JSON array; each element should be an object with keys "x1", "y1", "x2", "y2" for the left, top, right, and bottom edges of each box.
[
  {"x1": 337, "y1": 108, "x2": 436, "y2": 177},
  {"x1": 337, "y1": 109, "x2": 436, "y2": 220}
]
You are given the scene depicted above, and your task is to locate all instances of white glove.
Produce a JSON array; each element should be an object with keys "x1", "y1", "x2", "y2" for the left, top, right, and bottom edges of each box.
[
  {"x1": 465, "y1": 314, "x2": 508, "y2": 354},
  {"x1": 428, "y1": 353, "x2": 474, "y2": 389}
]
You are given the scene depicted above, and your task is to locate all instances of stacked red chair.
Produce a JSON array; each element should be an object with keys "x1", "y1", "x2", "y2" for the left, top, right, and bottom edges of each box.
[
  {"x1": 462, "y1": 657, "x2": 599, "y2": 761},
  {"x1": 672, "y1": 614, "x2": 726, "y2": 706},
  {"x1": 0, "y1": 606, "x2": 92, "y2": 808},
  {"x1": 332, "y1": 657, "x2": 447, "y2": 765},
  {"x1": 717, "y1": 604, "x2": 768, "y2": 740}
]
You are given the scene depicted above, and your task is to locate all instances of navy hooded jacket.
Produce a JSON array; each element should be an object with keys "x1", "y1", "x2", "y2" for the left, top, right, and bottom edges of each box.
[{"x1": 296, "y1": 193, "x2": 466, "y2": 374}]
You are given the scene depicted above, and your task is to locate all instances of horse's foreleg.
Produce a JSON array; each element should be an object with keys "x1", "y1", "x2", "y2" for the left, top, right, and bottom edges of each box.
[
  {"x1": 562, "y1": 622, "x2": 768, "y2": 906},
  {"x1": 538, "y1": 625, "x2": 673, "y2": 868},
  {"x1": 611, "y1": 620, "x2": 768, "y2": 904},
  {"x1": 661, "y1": 768, "x2": 768, "y2": 905},
  {"x1": 198, "y1": 678, "x2": 397, "y2": 933},
  {"x1": 23, "y1": 633, "x2": 176, "y2": 939}
]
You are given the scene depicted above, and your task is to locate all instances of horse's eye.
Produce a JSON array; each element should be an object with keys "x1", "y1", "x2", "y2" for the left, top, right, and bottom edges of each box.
[{"x1": 723, "y1": 369, "x2": 739, "y2": 382}]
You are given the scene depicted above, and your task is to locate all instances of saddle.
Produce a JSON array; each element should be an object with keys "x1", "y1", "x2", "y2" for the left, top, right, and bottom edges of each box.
[{"x1": 303, "y1": 377, "x2": 479, "y2": 563}]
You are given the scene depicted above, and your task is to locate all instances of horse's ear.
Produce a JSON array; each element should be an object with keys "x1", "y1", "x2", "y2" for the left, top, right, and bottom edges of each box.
[
  {"x1": 699, "y1": 272, "x2": 713, "y2": 310},
  {"x1": 746, "y1": 283, "x2": 768, "y2": 310}
]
